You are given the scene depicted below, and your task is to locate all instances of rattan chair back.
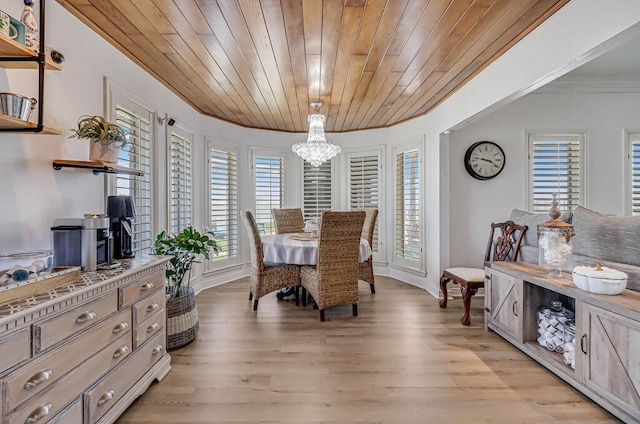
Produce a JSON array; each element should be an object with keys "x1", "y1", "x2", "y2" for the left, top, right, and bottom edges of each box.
[
  {"x1": 353, "y1": 208, "x2": 378, "y2": 293},
  {"x1": 272, "y1": 208, "x2": 305, "y2": 234},
  {"x1": 300, "y1": 210, "x2": 365, "y2": 320}
]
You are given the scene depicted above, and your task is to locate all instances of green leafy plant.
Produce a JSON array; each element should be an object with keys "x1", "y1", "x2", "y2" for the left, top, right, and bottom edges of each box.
[
  {"x1": 151, "y1": 226, "x2": 219, "y2": 298},
  {"x1": 69, "y1": 115, "x2": 127, "y2": 146}
]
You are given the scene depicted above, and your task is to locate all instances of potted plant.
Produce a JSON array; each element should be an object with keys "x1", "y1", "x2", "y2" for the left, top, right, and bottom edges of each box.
[
  {"x1": 152, "y1": 226, "x2": 219, "y2": 349},
  {"x1": 69, "y1": 115, "x2": 127, "y2": 163}
]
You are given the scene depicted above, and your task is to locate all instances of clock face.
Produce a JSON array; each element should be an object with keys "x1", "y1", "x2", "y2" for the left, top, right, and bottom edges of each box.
[{"x1": 464, "y1": 141, "x2": 505, "y2": 180}]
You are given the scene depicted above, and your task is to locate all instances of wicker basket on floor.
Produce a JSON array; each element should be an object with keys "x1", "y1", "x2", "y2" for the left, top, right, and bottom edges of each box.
[{"x1": 166, "y1": 286, "x2": 199, "y2": 350}]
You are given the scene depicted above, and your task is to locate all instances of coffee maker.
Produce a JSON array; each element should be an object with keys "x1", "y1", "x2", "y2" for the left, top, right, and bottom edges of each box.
[
  {"x1": 107, "y1": 195, "x2": 136, "y2": 259},
  {"x1": 51, "y1": 214, "x2": 113, "y2": 271}
]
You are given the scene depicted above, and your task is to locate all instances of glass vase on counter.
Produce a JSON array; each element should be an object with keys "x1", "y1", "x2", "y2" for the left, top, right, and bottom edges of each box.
[{"x1": 537, "y1": 193, "x2": 575, "y2": 277}]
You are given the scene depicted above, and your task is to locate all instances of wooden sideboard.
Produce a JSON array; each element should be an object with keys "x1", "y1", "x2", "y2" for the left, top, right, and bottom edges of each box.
[
  {"x1": 485, "y1": 261, "x2": 640, "y2": 424},
  {"x1": 0, "y1": 255, "x2": 171, "y2": 424}
]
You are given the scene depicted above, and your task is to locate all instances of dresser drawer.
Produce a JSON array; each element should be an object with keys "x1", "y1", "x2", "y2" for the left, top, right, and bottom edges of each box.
[
  {"x1": 34, "y1": 291, "x2": 118, "y2": 354},
  {"x1": 5, "y1": 332, "x2": 132, "y2": 424},
  {"x1": 0, "y1": 328, "x2": 30, "y2": 375},
  {"x1": 132, "y1": 287, "x2": 165, "y2": 324},
  {"x1": 3, "y1": 308, "x2": 132, "y2": 412},
  {"x1": 84, "y1": 331, "x2": 165, "y2": 424},
  {"x1": 134, "y1": 308, "x2": 165, "y2": 349},
  {"x1": 48, "y1": 397, "x2": 82, "y2": 424},
  {"x1": 119, "y1": 270, "x2": 164, "y2": 308}
]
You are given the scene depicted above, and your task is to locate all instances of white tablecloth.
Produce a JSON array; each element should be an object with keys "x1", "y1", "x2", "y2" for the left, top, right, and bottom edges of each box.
[{"x1": 262, "y1": 233, "x2": 372, "y2": 266}]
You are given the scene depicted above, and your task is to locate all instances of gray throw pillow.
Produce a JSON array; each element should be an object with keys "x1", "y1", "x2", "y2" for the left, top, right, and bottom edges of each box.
[
  {"x1": 571, "y1": 206, "x2": 640, "y2": 266},
  {"x1": 509, "y1": 209, "x2": 573, "y2": 248}
]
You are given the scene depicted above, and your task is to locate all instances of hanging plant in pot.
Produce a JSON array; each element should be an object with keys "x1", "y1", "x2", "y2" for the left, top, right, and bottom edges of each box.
[
  {"x1": 152, "y1": 226, "x2": 219, "y2": 350},
  {"x1": 69, "y1": 115, "x2": 127, "y2": 163}
]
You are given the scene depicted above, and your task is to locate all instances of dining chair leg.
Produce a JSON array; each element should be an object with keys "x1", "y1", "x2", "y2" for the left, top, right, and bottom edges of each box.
[
  {"x1": 319, "y1": 309, "x2": 325, "y2": 322},
  {"x1": 253, "y1": 299, "x2": 259, "y2": 311},
  {"x1": 352, "y1": 304, "x2": 358, "y2": 317},
  {"x1": 369, "y1": 283, "x2": 376, "y2": 294},
  {"x1": 249, "y1": 292, "x2": 253, "y2": 301},
  {"x1": 301, "y1": 288, "x2": 307, "y2": 306},
  {"x1": 294, "y1": 287, "x2": 300, "y2": 306}
]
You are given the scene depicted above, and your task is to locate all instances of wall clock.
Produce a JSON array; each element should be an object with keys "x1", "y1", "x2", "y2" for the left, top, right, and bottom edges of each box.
[{"x1": 464, "y1": 141, "x2": 505, "y2": 180}]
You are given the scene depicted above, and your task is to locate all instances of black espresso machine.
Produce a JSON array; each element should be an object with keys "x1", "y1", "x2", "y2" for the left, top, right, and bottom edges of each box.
[{"x1": 107, "y1": 195, "x2": 136, "y2": 259}]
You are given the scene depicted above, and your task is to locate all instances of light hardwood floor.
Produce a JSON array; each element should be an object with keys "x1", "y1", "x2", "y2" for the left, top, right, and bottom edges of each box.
[{"x1": 116, "y1": 276, "x2": 619, "y2": 424}]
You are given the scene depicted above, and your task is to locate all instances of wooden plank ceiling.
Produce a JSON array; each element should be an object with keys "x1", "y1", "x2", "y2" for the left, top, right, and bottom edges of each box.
[{"x1": 55, "y1": 0, "x2": 569, "y2": 133}]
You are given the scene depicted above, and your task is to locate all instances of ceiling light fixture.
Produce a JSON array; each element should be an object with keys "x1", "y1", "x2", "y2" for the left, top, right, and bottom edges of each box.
[{"x1": 292, "y1": 101, "x2": 341, "y2": 167}]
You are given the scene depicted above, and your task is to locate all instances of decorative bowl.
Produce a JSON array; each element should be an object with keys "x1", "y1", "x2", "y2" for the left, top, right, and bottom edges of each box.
[{"x1": 572, "y1": 263, "x2": 627, "y2": 295}]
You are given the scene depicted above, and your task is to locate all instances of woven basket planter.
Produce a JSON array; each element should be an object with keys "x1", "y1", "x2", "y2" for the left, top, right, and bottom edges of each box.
[{"x1": 166, "y1": 286, "x2": 199, "y2": 350}]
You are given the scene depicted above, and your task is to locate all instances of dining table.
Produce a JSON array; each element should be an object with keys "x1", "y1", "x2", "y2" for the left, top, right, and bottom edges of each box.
[{"x1": 262, "y1": 232, "x2": 372, "y2": 266}]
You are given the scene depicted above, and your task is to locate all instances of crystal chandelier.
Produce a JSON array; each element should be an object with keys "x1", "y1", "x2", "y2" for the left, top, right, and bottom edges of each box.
[{"x1": 292, "y1": 101, "x2": 341, "y2": 167}]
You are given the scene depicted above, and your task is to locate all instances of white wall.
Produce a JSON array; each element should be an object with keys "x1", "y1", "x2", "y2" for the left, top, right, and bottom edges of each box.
[
  {"x1": 447, "y1": 89, "x2": 640, "y2": 269},
  {"x1": 2, "y1": 0, "x2": 640, "y2": 298}
]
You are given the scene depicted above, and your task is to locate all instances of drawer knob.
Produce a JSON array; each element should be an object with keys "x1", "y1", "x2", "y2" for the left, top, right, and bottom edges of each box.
[
  {"x1": 25, "y1": 402, "x2": 52, "y2": 423},
  {"x1": 147, "y1": 323, "x2": 159, "y2": 333},
  {"x1": 146, "y1": 302, "x2": 159, "y2": 313},
  {"x1": 112, "y1": 345, "x2": 130, "y2": 359},
  {"x1": 141, "y1": 282, "x2": 154, "y2": 291},
  {"x1": 152, "y1": 345, "x2": 164, "y2": 355},
  {"x1": 97, "y1": 389, "x2": 115, "y2": 407},
  {"x1": 112, "y1": 321, "x2": 129, "y2": 334},
  {"x1": 24, "y1": 369, "x2": 53, "y2": 390},
  {"x1": 76, "y1": 311, "x2": 97, "y2": 324}
]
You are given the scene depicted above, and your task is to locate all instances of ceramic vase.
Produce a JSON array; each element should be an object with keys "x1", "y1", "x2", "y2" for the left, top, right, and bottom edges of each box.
[{"x1": 89, "y1": 140, "x2": 119, "y2": 163}]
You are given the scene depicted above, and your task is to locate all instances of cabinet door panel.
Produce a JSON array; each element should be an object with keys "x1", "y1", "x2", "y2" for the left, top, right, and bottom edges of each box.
[
  {"x1": 582, "y1": 303, "x2": 640, "y2": 418},
  {"x1": 485, "y1": 268, "x2": 522, "y2": 341}
]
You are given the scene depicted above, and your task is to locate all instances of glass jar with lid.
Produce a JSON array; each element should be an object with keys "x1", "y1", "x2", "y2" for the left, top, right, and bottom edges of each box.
[
  {"x1": 537, "y1": 300, "x2": 574, "y2": 353},
  {"x1": 562, "y1": 320, "x2": 576, "y2": 369}
]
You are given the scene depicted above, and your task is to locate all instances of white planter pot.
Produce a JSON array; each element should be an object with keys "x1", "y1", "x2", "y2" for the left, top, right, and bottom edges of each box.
[{"x1": 89, "y1": 140, "x2": 119, "y2": 163}]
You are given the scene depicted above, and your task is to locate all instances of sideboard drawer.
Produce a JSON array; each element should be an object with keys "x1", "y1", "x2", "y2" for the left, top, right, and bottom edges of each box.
[
  {"x1": 0, "y1": 328, "x2": 30, "y2": 375},
  {"x1": 3, "y1": 308, "x2": 132, "y2": 412},
  {"x1": 85, "y1": 330, "x2": 165, "y2": 424},
  {"x1": 134, "y1": 308, "x2": 165, "y2": 349},
  {"x1": 132, "y1": 287, "x2": 165, "y2": 324},
  {"x1": 5, "y1": 331, "x2": 132, "y2": 424},
  {"x1": 119, "y1": 270, "x2": 164, "y2": 308},
  {"x1": 47, "y1": 397, "x2": 83, "y2": 424},
  {"x1": 34, "y1": 291, "x2": 118, "y2": 354}
]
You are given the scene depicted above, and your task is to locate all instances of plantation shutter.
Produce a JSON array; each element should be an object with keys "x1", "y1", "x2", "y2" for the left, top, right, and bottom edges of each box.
[
  {"x1": 255, "y1": 155, "x2": 283, "y2": 236},
  {"x1": 349, "y1": 153, "x2": 380, "y2": 253},
  {"x1": 210, "y1": 148, "x2": 238, "y2": 261},
  {"x1": 169, "y1": 130, "x2": 192, "y2": 234},
  {"x1": 303, "y1": 161, "x2": 332, "y2": 220},
  {"x1": 116, "y1": 105, "x2": 153, "y2": 254},
  {"x1": 395, "y1": 149, "x2": 420, "y2": 262},
  {"x1": 631, "y1": 138, "x2": 640, "y2": 215},
  {"x1": 529, "y1": 134, "x2": 583, "y2": 212}
]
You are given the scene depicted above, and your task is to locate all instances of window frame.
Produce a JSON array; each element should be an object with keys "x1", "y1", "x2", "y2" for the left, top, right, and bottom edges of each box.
[
  {"x1": 206, "y1": 138, "x2": 241, "y2": 270},
  {"x1": 527, "y1": 132, "x2": 586, "y2": 212},
  {"x1": 252, "y1": 148, "x2": 286, "y2": 237},
  {"x1": 346, "y1": 147, "x2": 384, "y2": 261},
  {"x1": 392, "y1": 143, "x2": 424, "y2": 272},
  {"x1": 105, "y1": 79, "x2": 157, "y2": 255}
]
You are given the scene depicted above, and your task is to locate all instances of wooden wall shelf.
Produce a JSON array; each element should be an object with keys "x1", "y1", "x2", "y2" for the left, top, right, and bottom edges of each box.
[
  {"x1": 0, "y1": 34, "x2": 62, "y2": 71},
  {"x1": 52, "y1": 159, "x2": 145, "y2": 176},
  {"x1": 0, "y1": 114, "x2": 61, "y2": 134}
]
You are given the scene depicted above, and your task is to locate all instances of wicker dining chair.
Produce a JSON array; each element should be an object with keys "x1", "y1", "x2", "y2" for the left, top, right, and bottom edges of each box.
[
  {"x1": 272, "y1": 208, "x2": 305, "y2": 234},
  {"x1": 354, "y1": 208, "x2": 378, "y2": 293},
  {"x1": 242, "y1": 210, "x2": 301, "y2": 310},
  {"x1": 300, "y1": 210, "x2": 366, "y2": 322}
]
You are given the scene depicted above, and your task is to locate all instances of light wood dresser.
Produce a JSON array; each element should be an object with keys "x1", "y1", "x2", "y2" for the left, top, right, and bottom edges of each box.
[
  {"x1": 485, "y1": 261, "x2": 640, "y2": 424},
  {"x1": 0, "y1": 255, "x2": 172, "y2": 424}
]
